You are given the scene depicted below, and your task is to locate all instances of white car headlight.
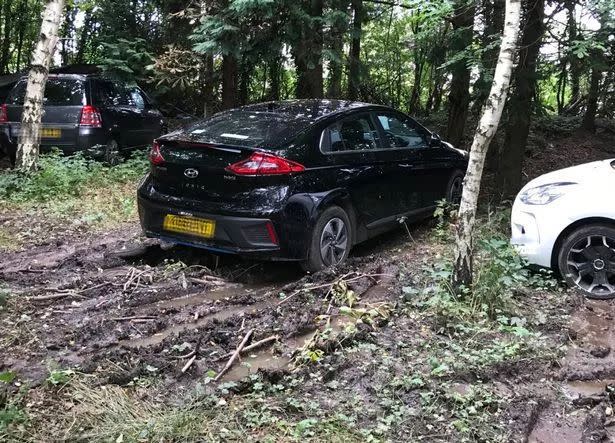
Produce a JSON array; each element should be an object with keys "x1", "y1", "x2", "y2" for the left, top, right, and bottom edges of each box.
[{"x1": 519, "y1": 182, "x2": 577, "y2": 205}]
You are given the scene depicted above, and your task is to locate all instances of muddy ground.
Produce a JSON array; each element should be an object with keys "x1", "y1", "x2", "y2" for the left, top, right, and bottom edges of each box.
[{"x1": 1, "y1": 126, "x2": 615, "y2": 441}]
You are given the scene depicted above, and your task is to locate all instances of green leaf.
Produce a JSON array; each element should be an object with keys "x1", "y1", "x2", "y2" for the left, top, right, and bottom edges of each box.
[{"x1": 0, "y1": 371, "x2": 16, "y2": 383}]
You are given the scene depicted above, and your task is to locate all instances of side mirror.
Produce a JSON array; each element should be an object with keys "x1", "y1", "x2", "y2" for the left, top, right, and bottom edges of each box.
[{"x1": 429, "y1": 132, "x2": 442, "y2": 147}]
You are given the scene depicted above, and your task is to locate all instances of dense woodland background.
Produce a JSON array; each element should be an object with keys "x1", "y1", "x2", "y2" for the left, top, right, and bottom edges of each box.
[{"x1": 0, "y1": 0, "x2": 614, "y2": 197}]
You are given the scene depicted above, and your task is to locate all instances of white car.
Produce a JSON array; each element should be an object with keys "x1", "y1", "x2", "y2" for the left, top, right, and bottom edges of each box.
[{"x1": 511, "y1": 159, "x2": 615, "y2": 299}]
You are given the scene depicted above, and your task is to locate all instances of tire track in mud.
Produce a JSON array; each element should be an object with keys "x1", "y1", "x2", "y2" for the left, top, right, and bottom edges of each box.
[
  {"x1": 1, "y1": 222, "x2": 405, "y2": 389},
  {"x1": 527, "y1": 299, "x2": 615, "y2": 442}
]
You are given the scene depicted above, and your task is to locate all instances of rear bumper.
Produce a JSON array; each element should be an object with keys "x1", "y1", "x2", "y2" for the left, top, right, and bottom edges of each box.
[
  {"x1": 0, "y1": 124, "x2": 109, "y2": 156},
  {"x1": 137, "y1": 193, "x2": 305, "y2": 261}
]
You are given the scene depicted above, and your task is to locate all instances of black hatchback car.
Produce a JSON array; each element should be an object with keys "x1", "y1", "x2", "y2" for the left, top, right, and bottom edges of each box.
[
  {"x1": 138, "y1": 100, "x2": 467, "y2": 272},
  {"x1": 0, "y1": 74, "x2": 166, "y2": 163}
]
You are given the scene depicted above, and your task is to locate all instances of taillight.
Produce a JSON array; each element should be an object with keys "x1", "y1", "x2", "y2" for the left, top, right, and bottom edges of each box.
[
  {"x1": 79, "y1": 105, "x2": 102, "y2": 128},
  {"x1": 149, "y1": 140, "x2": 165, "y2": 166},
  {"x1": 265, "y1": 221, "x2": 279, "y2": 245},
  {"x1": 0, "y1": 104, "x2": 7, "y2": 123},
  {"x1": 226, "y1": 152, "x2": 305, "y2": 176}
]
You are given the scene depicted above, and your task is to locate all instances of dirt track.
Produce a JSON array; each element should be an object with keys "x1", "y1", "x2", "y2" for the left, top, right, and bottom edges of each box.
[
  {"x1": 0, "y1": 222, "x2": 408, "y2": 388},
  {"x1": 3, "y1": 220, "x2": 615, "y2": 440}
]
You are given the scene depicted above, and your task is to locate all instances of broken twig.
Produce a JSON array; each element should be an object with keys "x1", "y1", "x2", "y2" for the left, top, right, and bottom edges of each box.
[
  {"x1": 277, "y1": 273, "x2": 392, "y2": 306},
  {"x1": 109, "y1": 315, "x2": 157, "y2": 322},
  {"x1": 181, "y1": 355, "x2": 197, "y2": 373},
  {"x1": 216, "y1": 335, "x2": 279, "y2": 361},
  {"x1": 214, "y1": 329, "x2": 253, "y2": 381}
]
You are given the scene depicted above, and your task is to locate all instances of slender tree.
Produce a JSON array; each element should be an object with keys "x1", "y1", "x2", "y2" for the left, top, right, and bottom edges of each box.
[
  {"x1": 453, "y1": 0, "x2": 522, "y2": 287},
  {"x1": 445, "y1": 0, "x2": 475, "y2": 148},
  {"x1": 16, "y1": 0, "x2": 65, "y2": 172},
  {"x1": 294, "y1": 0, "x2": 324, "y2": 98},
  {"x1": 496, "y1": 0, "x2": 545, "y2": 198},
  {"x1": 581, "y1": 53, "x2": 603, "y2": 131},
  {"x1": 347, "y1": 0, "x2": 363, "y2": 100}
]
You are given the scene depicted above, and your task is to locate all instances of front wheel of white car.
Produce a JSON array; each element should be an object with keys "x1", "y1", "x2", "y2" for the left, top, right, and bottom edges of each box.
[{"x1": 557, "y1": 224, "x2": 615, "y2": 299}]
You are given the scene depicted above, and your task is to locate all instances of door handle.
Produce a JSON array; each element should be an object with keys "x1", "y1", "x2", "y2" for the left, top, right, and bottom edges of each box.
[{"x1": 399, "y1": 163, "x2": 414, "y2": 168}]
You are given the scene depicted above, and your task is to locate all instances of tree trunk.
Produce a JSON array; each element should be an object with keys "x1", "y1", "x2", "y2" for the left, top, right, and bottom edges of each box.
[
  {"x1": 347, "y1": 0, "x2": 362, "y2": 100},
  {"x1": 408, "y1": 57, "x2": 424, "y2": 114},
  {"x1": 327, "y1": 4, "x2": 345, "y2": 99},
  {"x1": 582, "y1": 64, "x2": 601, "y2": 131},
  {"x1": 445, "y1": 0, "x2": 475, "y2": 149},
  {"x1": 267, "y1": 55, "x2": 281, "y2": 101},
  {"x1": 294, "y1": 0, "x2": 324, "y2": 98},
  {"x1": 221, "y1": 54, "x2": 238, "y2": 110},
  {"x1": 453, "y1": 0, "x2": 522, "y2": 287},
  {"x1": 202, "y1": 54, "x2": 215, "y2": 117},
  {"x1": 472, "y1": 0, "x2": 505, "y2": 113},
  {"x1": 566, "y1": 0, "x2": 581, "y2": 107},
  {"x1": 15, "y1": 0, "x2": 28, "y2": 72},
  {"x1": 495, "y1": 0, "x2": 544, "y2": 199},
  {"x1": 238, "y1": 59, "x2": 249, "y2": 106},
  {"x1": 0, "y1": 0, "x2": 12, "y2": 74},
  {"x1": 75, "y1": 11, "x2": 91, "y2": 64},
  {"x1": 16, "y1": 0, "x2": 65, "y2": 172}
]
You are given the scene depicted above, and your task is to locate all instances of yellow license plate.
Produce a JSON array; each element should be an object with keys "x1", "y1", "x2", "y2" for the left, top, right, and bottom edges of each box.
[
  {"x1": 41, "y1": 128, "x2": 61, "y2": 138},
  {"x1": 163, "y1": 214, "x2": 216, "y2": 238}
]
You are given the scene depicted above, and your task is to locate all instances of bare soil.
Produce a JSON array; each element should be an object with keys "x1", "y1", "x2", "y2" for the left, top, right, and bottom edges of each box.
[{"x1": 1, "y1": 126, "x2": 615, "y2": 441}]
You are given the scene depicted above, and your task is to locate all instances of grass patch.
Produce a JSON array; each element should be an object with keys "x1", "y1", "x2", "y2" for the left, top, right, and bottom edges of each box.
[
  {"x1": 21, "y1": 379, "x2": 363, "y2": 442},
  {"x1": 0, "y1": 151, "x2": 148, "y2": 249},
  {"x1": 0, "y1": 150, "x2": 147, "y2": 204}
]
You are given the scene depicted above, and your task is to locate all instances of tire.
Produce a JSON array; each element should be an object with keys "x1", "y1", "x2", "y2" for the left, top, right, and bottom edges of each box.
[
  {"x1": 301, "y1": 206, "x2": 352, "y2": 273},
  {"x1": 445, "y1": 170, "x2": 465, "y2": 205},
  {"x1": 104, "y1": 139, "x2": 121, "y2": 165},
  {"x1": 557, "y1": 223, "x2": 615, "y2": 299}
]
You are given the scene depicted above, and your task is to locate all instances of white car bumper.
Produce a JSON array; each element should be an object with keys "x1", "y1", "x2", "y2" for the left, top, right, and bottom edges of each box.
[{"x1": 510, "y1": 201, "x2": 572, "y2": 268}]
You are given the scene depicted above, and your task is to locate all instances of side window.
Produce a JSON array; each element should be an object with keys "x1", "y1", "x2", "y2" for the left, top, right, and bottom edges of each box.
[
  {"x1": 129, "y1": 89, "x2": 146, "y2": 109},
  {"x1": 94, "y1": 81, "x2": 126, "y2": 107},
  {"x1": 377, "y1": 114, "x2": 426, "y2": 149},
  {"x1": 321, "y1": 114, "x2": 379, "y2": 153}
]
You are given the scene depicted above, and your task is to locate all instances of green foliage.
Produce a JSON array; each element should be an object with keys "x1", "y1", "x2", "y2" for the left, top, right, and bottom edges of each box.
[
  {"x1": 100, "y1": 38, "x2": 155, "y2": 84},
  {"x1": 0, "y1": 372, "x2": 16, "y2": 384},
  {"x1": 471, "y1": 238, "x2": 528, "y2": 317},
  {"x1": 0, "y1": 288, "x2": 9, "y2": 309},
  {"x1": 423, "y1": 210, "x2": 559, "y2": 322},
  {"x1": 46, "y1": 369, "x2": 76, "y2": 387},
  {"x1": 0, "y1": 151, "x2": 147, "y2": 204},
  {"x1": 0, "y1": 386, "x2": 28, "y2": 437},
  {"x1": 432, "y1": 198, "x2": 457, "y2": 241}
]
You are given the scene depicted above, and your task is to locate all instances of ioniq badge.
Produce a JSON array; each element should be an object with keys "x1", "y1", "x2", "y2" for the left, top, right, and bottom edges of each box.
[{"x1": 184, "y1": 168, "x2": 199, "y2": 179}]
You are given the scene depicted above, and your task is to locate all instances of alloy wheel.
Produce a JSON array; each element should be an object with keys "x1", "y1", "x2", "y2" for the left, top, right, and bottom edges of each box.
[
  {"x1": 320, "y1": 217, "x2": 348, "y2": 266},
  {"x1": 566, "y1": 234, "x2": 615, "y2": 296}
]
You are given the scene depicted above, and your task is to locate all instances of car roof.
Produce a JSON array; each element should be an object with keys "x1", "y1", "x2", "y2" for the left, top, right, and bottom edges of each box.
[
  {"x1": 16, "y1": 73, "x2": 117, "y2": 82},
  {"x1": 238, "y1": 99, "x2": 391, "y2": 123}
]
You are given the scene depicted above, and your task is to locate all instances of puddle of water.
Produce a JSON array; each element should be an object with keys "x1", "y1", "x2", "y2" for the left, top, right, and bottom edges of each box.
[
  {"x1": 221, "y1": 316, "x2": 350, "y2": 381},
  {"x1": 562, "y1": 379, "x2": 615, "y2": 399},
  {"x1": 528, "y1": 409, "x2": 585, "y2": 443},
  {"x1": 121, "y1": 297, "x2": 278, "y2": 348},
  {"x1": 221, "y1": 329, "x2": 318, "y2": 381},
  {"x1": 154, "y1": 283, "x2": 261, "y2": 309},
  {"x1": 569, "y1": 300, "x2": 615, "y2": 348}
]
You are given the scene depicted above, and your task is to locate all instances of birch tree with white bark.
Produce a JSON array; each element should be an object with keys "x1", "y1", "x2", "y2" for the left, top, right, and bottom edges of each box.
[
  {"x1": 453, "y1": 0, "x2": 522, "y2": 287},
  {"x1": 15, "y1": 0, "x2": 65, "y2": 172}
]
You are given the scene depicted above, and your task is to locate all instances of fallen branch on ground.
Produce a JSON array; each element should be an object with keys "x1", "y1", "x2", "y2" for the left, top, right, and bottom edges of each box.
[
  {"x1": 214, "y1": 329, "x2": 253, "y2": 381},
  {"x1": 109, "y1": 315, "x2": 157, "y2": 322},
  {"x1": 277, "y1": 273, "x2": 392, "y2": 306},
  {"x1": 181, "y1": 355, "x2": 197, "y2": 373},
  {"x1": 27, "y1": 291, "x2": 86, "y2": 302},
  {"x1": 188, "y1": 276, "x2": 226, "y2": 285},
  {"x1": 215, "y1": 335, "x2": 279, "y2": 361}
]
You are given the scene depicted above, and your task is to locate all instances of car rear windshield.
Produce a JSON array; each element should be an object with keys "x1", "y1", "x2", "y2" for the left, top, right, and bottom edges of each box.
[
  {"x1": 183, "y1": 111, "x2": 311, "y2": 148},
  {"x1": 7, "y1": 78, "x2": 85, "y2": 106}
]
